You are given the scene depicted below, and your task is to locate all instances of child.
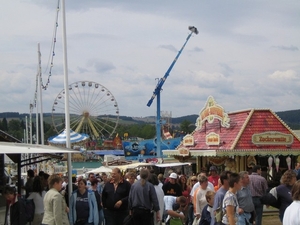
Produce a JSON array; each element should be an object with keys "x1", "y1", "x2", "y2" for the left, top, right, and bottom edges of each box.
[{"x1": 199, "y1": 191, "x2": 215, "y2": 225}]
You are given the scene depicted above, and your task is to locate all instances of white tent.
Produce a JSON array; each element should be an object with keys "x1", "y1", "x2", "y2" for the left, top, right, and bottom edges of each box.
[
  {"x1": 110, "y1": 162, "x2": 151, "y2": 171},
  {"x1": 88, "y1": 166, "x2": 112, "y2": 174},
  {"x1": 0, "y1": 142, "x2": 79, "y2": 154}
]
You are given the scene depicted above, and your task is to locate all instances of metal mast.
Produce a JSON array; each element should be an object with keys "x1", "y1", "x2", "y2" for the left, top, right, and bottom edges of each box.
[{"x1": 146, "y1": 26, "x2": 198, "y2": 158}]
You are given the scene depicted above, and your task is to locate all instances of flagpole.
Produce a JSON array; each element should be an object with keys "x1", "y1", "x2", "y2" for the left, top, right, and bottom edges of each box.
[{"x1": 61, "y1": 0, "x2": 72, "y2": 198}]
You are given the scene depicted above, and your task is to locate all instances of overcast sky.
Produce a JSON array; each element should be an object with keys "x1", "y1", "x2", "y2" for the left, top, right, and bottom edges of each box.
[{"x1": 1, "y1": 0, "x2": 299, "y2": 119}]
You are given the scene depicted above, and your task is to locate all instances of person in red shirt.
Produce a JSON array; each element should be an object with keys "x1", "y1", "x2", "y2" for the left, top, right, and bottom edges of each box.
[{"x1": 208, "y1": 166, "x2": 219, "y2": 187}]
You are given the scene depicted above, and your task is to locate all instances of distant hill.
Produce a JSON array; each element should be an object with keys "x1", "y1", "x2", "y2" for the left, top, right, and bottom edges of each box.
[{"x1": 0, "y1": 109, "x2": 299, "y2": 129}]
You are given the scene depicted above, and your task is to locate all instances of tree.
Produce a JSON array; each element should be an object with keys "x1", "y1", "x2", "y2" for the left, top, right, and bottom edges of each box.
[
  {"x1": 8, "y1": 119, "x2": 23, "y2": 140},
  {"x1": 180, "y1": 119, "x2": 193, "y2": 134},
  {"x1": 20, "y1": 119, "x2": 26, "y2": 130},
  {"x1": 2, "y1": 118, "x2": 8, "y2": 131}
]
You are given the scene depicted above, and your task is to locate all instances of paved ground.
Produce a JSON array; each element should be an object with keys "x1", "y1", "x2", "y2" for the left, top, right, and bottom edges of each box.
[
  {"x1": 0, "y1": 206, "x2": 281, "y2": 225},
  {"x1": 0, "y1": 206, "x2": 5, "y2": 225}
]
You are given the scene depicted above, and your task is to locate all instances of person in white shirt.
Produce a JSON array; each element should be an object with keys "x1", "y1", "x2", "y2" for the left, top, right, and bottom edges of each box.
[
  {"x1": 190, "y1": 172, "x2": 214, "y2": 199},
  {"x1": 27, "y1": 176, "x2": 46, "y2": 225},
  {"x1": 148, "y1": 173, "x2": 165, "y2": 225},
  {"x1": 283, "y1": 180, "x2": 300, "y2": 225}
]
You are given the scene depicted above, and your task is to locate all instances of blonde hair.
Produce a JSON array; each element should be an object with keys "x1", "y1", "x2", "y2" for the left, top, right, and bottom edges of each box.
[
  {"x1": 205, "y1": 190, "x2": 215, "y2": 202},
  {"x1": 48, "y1": 174, "x2": 62, "y2": 189}
]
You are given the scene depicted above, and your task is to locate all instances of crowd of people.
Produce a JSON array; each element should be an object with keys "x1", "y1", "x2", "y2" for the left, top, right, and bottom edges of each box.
[{"x1": 2, "y1": 164, "x2": 300, "y2": 225}]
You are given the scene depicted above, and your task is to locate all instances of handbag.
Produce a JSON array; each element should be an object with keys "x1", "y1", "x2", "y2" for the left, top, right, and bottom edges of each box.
[
  {"x1": 215, "y1": 206, "x2": 223, "y2": 223},
  {"x1": 192, "y1": 217, "x2": 200, "y2": 225},
  {"x1": 170, "y1": 217, "x2": 183, "y2": 225}
]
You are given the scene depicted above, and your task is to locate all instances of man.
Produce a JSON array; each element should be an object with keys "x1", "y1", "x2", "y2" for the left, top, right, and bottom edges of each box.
[
  {"x1": 208, "y1": 166, "x2": 220, "y2": 188},
  {"x1": 128, "y1": 169, "x2": 160, "y2": 225},
  {"x1": 100, "y1": 172, "x2": 108, "y2": 192},
  {"x1": 190, "y1": 172, "x2": 214, "y2": 198},
  {"x1": 195, "y1": 175, "x2": 211, "y2": 221},
  {"x1": 237, "y1": 171, "x2": 255, "y2": 225},
  {"x1": 164, "y1": 195, "x2": 187, "y2": 225},
  {"x1": 248, "y1": 165, "x2": 268, "y2": 225},
  {"x1": 162, "y1": 172, "x2": 182, "y2": 196},
  {"x1": 211, "y1": 170, "x2": 232, "y2": 225},
  {"x1": 102, "y1": 167, "x2": 131, "y2": 225},
  {"x1": 87, "y1": 172, "x2": 95, "y2": 188}
]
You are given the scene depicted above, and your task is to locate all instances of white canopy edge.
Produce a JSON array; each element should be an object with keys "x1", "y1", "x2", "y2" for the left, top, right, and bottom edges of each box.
[
  {"x1": 162, "y1": 149, "x2": 217, "y2": 157},
  {"x1": 154, "y1": 162, "x2": 191, "y2": 167},
  {"x1": 0, "y1": 142, "x2": 80, "y2": 154}
]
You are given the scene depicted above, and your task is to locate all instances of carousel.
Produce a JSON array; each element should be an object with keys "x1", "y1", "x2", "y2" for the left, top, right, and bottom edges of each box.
[{"x1": 163, "y1": 96, "x2": 300, "y2": 185}]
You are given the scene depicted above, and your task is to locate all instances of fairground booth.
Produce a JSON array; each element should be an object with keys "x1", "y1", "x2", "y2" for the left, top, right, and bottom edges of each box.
[{"x1": 163, "y1": 96, "x2": 300, "y2": 186}]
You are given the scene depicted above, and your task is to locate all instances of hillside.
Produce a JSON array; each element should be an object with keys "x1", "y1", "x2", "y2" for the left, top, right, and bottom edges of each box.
[{"x1": 0, "y1": 109, "x2": 299, "y2": 129}]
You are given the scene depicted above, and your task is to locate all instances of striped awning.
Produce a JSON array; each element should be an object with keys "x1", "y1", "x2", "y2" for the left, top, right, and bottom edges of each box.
[{"x1": 48, "y1": 129, "x2": 89, "y2": 144}]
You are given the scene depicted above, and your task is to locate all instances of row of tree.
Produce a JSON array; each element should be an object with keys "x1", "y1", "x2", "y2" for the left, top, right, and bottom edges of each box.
[{"x1": 0, "y1": 117, "x2": 194, "y2": 143}]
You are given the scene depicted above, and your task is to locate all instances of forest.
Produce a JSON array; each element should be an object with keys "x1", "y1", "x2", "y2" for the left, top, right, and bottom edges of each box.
[{"x1": 0, "y1": 109, "x2": 299, "y2": 143}]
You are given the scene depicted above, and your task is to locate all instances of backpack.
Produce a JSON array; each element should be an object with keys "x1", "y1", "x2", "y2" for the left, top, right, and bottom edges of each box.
[{"x1": 24, "y1": 198, "x2": 35, "y2": 223}]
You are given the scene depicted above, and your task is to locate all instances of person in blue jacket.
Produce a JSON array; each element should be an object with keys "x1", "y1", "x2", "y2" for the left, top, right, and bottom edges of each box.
[{"x1": 69, "y1": 178, "x2": 99, "y2": 225}]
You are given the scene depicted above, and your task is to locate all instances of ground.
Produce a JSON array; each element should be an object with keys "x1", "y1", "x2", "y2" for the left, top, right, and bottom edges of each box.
[{"x1": 263, "y1": 215, "x2": 281, "y2": 225}]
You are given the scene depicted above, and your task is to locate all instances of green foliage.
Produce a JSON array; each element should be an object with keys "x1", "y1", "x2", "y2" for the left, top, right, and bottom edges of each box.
[
  {"x1": 8, "y1": 119, "x2": 23, "y2": 140},
  {"x1": 2, "y1": 118, "x2": 8, "y2": 131},
  {"x1": 180, "y1": 119, "x2": 194, "y2": 134},
  {"x1": 115, "y1": 124, "x2": 156, "y2": 139}
]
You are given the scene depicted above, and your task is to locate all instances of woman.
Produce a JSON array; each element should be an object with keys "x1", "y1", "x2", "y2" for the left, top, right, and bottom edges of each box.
[
  {"x1": 283, "y1": 180, "x2": 300, "y2": 225},
  {"x1": 3, "y1": 186, "x2": 27, "y2": 225},
  {"x1": 148, "y1": 173, "x2": 165, "y2": 225},
  {"x1": 69, "y1": 178, "x2": 99, "y2": 225},
  {"x1": 42, "y1": 174, "x2": 69, "y2": 225},
  {"x1": 90, "y1": 178, "x2": 104, "y2": 225},
  {"x1": 27, "y1": 176, "x2": 46, "y2": 225},
  {"x1": 187, "y1": 176, "x2": 197, "y2": 225},
  {"x1": 222, "y1": 173, "x2": 242, "y2": 225},
  {"x1": 271, "y1": 170, "x2": 296, "y2": 221},
  {"x1": 179, "y1": 175, "x2": 191, "y2": 200}
]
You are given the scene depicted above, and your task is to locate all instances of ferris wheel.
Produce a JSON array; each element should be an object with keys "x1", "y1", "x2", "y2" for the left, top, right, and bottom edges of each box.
[{"x1": 51, "y1": 81, "x2": 119, "y2": 139}]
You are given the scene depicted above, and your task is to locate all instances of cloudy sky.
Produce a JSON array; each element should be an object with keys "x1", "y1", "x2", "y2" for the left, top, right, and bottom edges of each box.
[{"x1": 1, "y1": 1, "x2": 299, "y2": 119}]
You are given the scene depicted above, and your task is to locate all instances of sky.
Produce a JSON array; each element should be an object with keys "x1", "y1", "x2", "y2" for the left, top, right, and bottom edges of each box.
[{"x1": 1, "y1": 0, "x2": 300, "y2": 119}]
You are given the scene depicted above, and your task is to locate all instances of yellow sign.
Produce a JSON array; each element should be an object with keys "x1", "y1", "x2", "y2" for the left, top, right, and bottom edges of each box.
[
  {"x1": 178, "y1": 147, "x2": 190, "y2": 156},
  {"x1": 195, "y1": 96, "x2": 230, "y2": 130},
  {"x1": 206, "y1": 132, "x2": 220, "y2": 145},
  {"x1": 252, "y1": 132, "x2": 293, "y2": 145},
  {"x1": 183, "y1": 134, "x2": 194, "y2": 146}
]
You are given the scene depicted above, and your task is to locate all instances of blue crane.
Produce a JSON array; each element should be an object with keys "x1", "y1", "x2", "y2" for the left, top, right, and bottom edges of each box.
[{"x1": 147, "y1": 26, "x2": 198, "y2": 158}]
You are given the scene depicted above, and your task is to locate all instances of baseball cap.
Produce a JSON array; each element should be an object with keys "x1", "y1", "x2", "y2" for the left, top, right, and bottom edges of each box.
[{"x1": 169, "y1": 173, "x2": 178, "y2": 179}]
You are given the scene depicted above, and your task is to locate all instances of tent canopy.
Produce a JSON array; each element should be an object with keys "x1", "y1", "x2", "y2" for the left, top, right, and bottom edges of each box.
[
  {"x1": 0, "y1": 142, "x2": 80, "y2": 154},
  {"x1": 88, "y1": 166, "x2": 112, "y2": 174},
  {"x1": 48, "y1": 129, "x2": 89, "y2": 144}
]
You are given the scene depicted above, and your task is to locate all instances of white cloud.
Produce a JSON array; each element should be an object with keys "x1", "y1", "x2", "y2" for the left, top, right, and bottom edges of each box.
[{"x1": 0, "y1": 0, "x2": 300, "y2": 119}]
